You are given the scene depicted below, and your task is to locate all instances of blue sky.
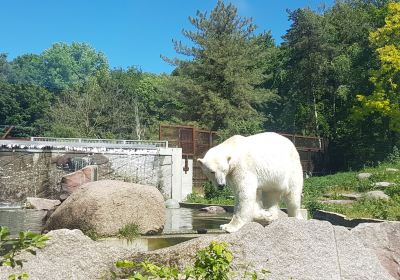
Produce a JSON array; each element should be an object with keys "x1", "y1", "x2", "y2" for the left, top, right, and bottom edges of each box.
[{"x1": 1, "y1": 0, "x2": 333, "y2": 74}]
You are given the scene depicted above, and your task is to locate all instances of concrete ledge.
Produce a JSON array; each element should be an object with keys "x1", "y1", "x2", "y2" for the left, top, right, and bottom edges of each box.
[
  {"x1": 313, "y1": 209, "x2": 385, "y2": 228},
  {"x1": 180, "y1": 202, "x2": 308, "y2": 219}
]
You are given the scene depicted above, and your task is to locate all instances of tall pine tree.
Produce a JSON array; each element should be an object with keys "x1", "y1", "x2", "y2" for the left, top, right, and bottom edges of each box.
[{"x1": 163, "y1": 0, "x2": 277, "y2": 136}]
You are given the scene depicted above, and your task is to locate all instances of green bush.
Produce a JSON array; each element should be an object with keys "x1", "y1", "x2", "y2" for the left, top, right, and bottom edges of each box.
[
  {"x1": 112, "y1": 241, "x2": 269, "y2": 279},
  {"x1": 118, "y1": 223, "x2": 140, "y2": 242},
  {"x1": 204, "y1": 182, "x2": 233, "y2": 200}
]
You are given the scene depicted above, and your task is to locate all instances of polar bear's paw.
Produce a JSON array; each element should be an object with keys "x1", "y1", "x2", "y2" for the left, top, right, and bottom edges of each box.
[
  {"x1": 220, "y1": 223, "x2": 241, "y2": 233},
  {"x1": 254, "y1": 209, "x2": 279, "y2": 224}
]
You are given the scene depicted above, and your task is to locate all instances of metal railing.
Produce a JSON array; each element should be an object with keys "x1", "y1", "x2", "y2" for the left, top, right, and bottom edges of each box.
[{"x1": 30, "y1": 137, "x2": 168, "y2": 148}]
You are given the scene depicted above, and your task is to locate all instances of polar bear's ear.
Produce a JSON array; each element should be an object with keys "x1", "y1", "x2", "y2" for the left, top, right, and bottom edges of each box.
[
  {"x1": 197, "y1": 158, "x2": 204, "y2": 165},
  {"x1": 227, "y1": 156, "x2": 232, "y2": 163}
]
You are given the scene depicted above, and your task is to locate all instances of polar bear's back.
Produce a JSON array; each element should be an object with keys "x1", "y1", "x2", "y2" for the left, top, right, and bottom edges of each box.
[
  {"x1": 231, "y1": 132, "x2": 302, "y2": 179},
  {"x1": 239, "y1": 132, "x2": 298, "y2": 157}
]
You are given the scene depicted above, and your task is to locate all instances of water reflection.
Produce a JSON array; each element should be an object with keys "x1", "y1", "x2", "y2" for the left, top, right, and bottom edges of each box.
[
  {"x1": 0, "y1": 208, "x2": 46, "y2": 236},
  {"x1": 164, "y1": 208, "x2": 231, "y2": 233},
  {"x1": 0, "y1": 206, "x2": 231, "y2": 236}
]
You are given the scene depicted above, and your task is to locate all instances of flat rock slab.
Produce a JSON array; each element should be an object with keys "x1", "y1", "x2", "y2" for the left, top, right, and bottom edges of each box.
[
  {"x1": 365, "y1": 190, "x2": 390, "y2": 201},
  {"x1": 386, "y1": 168, "x2": 399, "y2": 172},
  {"x1": 374, "y1": 182, "x2": 395, "y2": 188},
  {"x1": 358, "y1": 173, "x2": 373, "y2": 180},
  {"x1": 339, "y1": 193, "x2": 364, "y2": 200},
  {"x1": 128, "y1": 219, "x2": 394, "y2": 280},
  {"x1": 25, "y1": 197, "x2": 61, "y2": 210},
  {"x1": 319, "y1": 199, "x2": 355, "y2": 205}
]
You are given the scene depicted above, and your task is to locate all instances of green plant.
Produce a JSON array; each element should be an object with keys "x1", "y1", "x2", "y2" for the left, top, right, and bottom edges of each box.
[
  {"x1": 188, "y1": 241, "x2": 233, "y2": 280},
  {"x1": 112, "y1": 241, "x2": 268, "y2": 279},
  {"x1": 84, "y1": 229, "x2": 100, "y2": 241},
  {"x1": 185, "y1": 182, "x2": 235, "y2": 206},
  {"x1": 118, "y1": 223, "x2": 140, "y2": 242},
  {"x1": 204, "y1": 182, "x2": 233, "y2": 200},
  {"x1": 0, "y1": 226, "x2": 49, "y2": 280}
]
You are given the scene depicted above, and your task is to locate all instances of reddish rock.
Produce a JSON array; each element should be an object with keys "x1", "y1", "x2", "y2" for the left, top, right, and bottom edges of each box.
[{"x1": 60, "y1": 165, "x2": 98, "y2": 194}]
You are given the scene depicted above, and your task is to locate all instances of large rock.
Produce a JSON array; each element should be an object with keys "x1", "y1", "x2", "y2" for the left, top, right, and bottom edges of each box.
[
  {"x1": 25, "y1": 197, "x2": 61, "y2": 210},
  {"x1": 0, "y1": 229, "x2": 130, "y2": 280},
  {"x1": 352, "y1": 222, "x2": 400, "y2": 279},
  {"x1": 60, "y1": 165, "x2": 98, "y2": 194},
  {"x1": 44, "y1": 180, "x2": 166, "y2": 236},
  {"x1": 128, "y1": 219, "x2": 394, "y2": 280}
]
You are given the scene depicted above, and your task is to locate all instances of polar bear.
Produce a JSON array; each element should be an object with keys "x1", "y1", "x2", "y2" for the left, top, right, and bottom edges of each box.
[{"x1": 197, "y1": 132, "x2": 303, "y2": 233}]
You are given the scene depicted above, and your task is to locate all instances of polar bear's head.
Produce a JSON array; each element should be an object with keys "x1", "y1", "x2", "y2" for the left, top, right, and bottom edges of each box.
[{"x1": 197, "y1": 153, "x2": 231, "y2": 189}]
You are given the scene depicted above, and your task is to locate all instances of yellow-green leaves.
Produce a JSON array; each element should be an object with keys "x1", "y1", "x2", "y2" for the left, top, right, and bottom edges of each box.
[{"x1": 354, "y1": 2, "x2": 400, "y2": 131}]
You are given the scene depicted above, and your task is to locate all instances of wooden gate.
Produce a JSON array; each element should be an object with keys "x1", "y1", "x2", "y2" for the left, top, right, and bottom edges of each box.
[{"x1": 159, "y1": 125, "x2": 218, "y2": 188}]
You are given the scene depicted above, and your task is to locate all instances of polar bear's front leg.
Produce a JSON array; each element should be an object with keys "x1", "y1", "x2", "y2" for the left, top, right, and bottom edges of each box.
[{"x1": 220, "y1": 181, "x2": 257, "y2": 233}]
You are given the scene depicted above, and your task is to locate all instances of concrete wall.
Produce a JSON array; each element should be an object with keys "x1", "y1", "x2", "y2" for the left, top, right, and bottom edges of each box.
[{"x1": 0, "y1": 146, "x2": 191, "y2": 202}]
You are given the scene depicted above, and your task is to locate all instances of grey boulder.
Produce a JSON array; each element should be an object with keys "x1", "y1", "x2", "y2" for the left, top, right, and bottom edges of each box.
[
  {"x1": 129, "y1": 219, "x2": 394, "y2": 280},
  {"x1": 0, "y1": 229, "x2": 130, "y2": 280},
  {"x1": 44, "y1": 180, "x2": 166, "y2": 236},
  {"x1": 352, "y1": 222, "x2": 400, "y2": 279}
]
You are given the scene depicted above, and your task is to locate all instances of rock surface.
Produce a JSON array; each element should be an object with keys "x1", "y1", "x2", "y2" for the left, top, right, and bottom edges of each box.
[
  {"x1": 386, "y1": 168, "x2": 399, "y2": 172},
  {"x1": 25, "y1": 197, "x2": 61, "y2": 210},
  {"x1": 374, "y1": 182, "x2": 395, "y2": 188},
  {"x1": 60, "y1": 165, "x2": 98, "y2": 194},
  {"x1": 0, "y1": 229, "x2": 130, "y2": 280},
  {"x1": 357, "y1": 172, "x2": 373, "y2": 180},
  {"x1": 352, "y1": 222, "x2": 400, "y2": 280},
  {"x1": 44, "y1": 180, "x2": 166, "y2": 236},
  {"x1": 340, "y1": 192, "x2": 364, "y2": 200},
  {"x1": 365, "y1": 190, "x2": 390, "y2": 200},
  {"x1": 200, "y1": 205, "x2": 226, "y2": 213},
  {"x1": 130, "y1": 219, "x2": 395, "y2": 280},
  {"x1": 319, "y1": 199, "x2": 355, "y2": 205}
]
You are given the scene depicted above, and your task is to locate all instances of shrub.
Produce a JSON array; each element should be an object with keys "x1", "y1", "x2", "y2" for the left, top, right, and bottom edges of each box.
[
  {"x1": 112, "y1": 241, "x2": 269, "y2": 279},
  {"x1": 118, "y1": 223, "x2": 140, "y2": 242}
]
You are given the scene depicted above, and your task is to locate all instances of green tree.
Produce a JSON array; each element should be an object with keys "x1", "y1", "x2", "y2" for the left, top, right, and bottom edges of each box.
[
  {"x1": 164, "y1": 0, "x2": 277, "y2": 136},
  {"x1": 8, "y1": 54, "x2": 45, "y2": 86},
  {"x1": 0, "y1": 53, "x2": 10, "y2": 82},
  {"x1": 41, "y1": 42, "x2": 108, "y2": 92},
  {"x1": 0, "y1": 82, "x2": 52, "y2": 135}
]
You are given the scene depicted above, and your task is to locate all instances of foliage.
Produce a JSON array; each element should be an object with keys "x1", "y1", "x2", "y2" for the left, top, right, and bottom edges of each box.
[
  {"x1": 0, "y1": 82, "x2": 52, "y2": 136},
  {"x1": 203, "y1": 182, "x2": 233, "y2": 200},
  {"x1": 303, "y1": 156, "x2": 400, "y2": 220},
  {"x1": 118, "y1": 224, "x2": 140, "y2": 242},
  {"x1": 185, "y1": 192, "x2": 234, "y2": 206},
  {"x1": 0, "y1": 226, "x2": 49, "y2": 280},
  {"x1": 41, "y1": 42, "x2": 108, "y2": 93},
  {"x1": 112, "y1": 241, "x2": 268, "y2": 279}
]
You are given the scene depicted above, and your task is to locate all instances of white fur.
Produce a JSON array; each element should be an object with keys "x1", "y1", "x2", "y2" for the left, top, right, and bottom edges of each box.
[{"x1": 198, "y1": 132, "x2": 303, "y2": 233}]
